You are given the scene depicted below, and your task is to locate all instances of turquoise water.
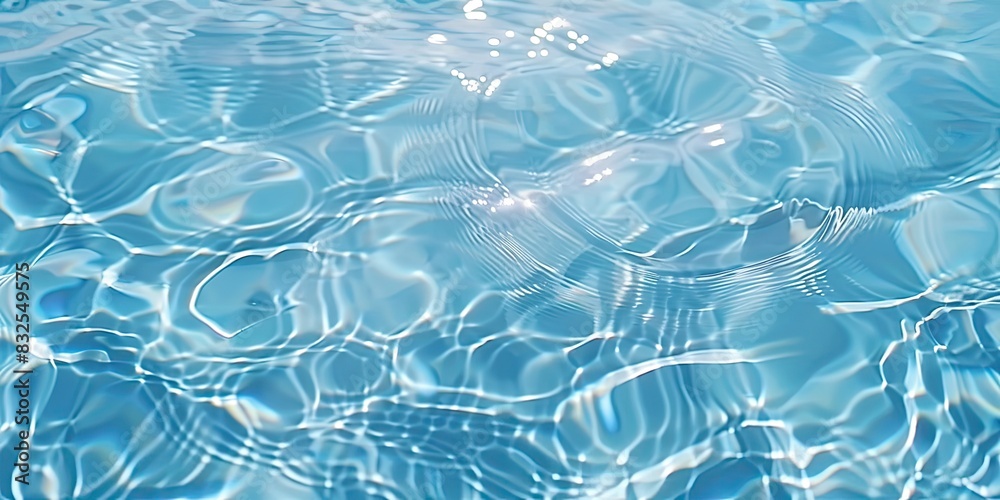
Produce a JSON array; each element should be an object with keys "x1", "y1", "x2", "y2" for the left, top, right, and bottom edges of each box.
[{"x1": 1, "y1": 0, "x2": 999, "y2": 498}]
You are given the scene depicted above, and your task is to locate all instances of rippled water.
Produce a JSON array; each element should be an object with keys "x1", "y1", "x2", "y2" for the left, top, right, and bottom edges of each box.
[{"x1": 1, "y1": 0, "x2": 999, "y2": 498}]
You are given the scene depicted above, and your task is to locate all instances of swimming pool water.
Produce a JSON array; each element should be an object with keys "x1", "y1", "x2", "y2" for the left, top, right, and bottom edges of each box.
[{"x1": 1, "y1": 0, "x2": 999, "y2": 498}]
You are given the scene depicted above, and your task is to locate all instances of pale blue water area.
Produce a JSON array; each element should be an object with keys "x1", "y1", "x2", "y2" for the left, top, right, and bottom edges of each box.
[{"x1": 1, "y1": 0, "x2": 999, "y2": 498}]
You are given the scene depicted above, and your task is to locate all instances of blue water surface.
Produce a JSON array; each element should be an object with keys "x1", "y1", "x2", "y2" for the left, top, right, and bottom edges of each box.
[{"x1": 1, "y1": 0, "x2": 999, "y2": 498}]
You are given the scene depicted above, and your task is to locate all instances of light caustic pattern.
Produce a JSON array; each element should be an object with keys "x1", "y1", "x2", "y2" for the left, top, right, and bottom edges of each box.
[{"x1": 0, "y1": 0, "x2": 999, "y2": 498}]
